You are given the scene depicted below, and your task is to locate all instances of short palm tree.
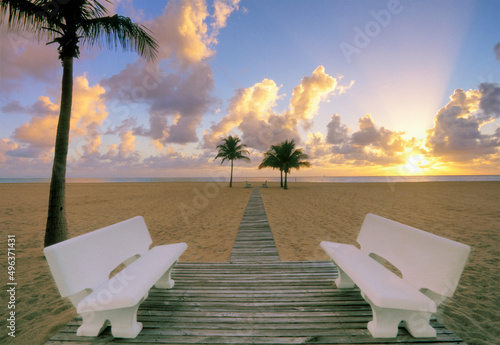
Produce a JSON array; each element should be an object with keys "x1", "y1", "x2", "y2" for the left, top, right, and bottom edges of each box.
[
  {"x1": 1, "y1": 0, "x2": 158, "y2": 247},
  {"x1": 258, "y1": 144, "x2": 284, "y2": 187},
  {"x1": 261, "y1": 140, "x2": 311, "y2": 190},
  {"x1": 214, "y1": 135, "x2": 250, "y2": 188}
]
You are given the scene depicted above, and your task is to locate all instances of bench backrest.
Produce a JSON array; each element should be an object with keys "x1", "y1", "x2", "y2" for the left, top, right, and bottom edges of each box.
[
  {"x1": 44, "y1": 216, "x2": 152, "y2": 298},
  {"x1": 357, "y1": 214, "x2": 470, "y2": 298}
]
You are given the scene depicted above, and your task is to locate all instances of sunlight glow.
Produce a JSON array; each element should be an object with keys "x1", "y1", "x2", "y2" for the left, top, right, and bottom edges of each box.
[{"x1": 399, "y1": 154, "x2": 430, "y2": 175}]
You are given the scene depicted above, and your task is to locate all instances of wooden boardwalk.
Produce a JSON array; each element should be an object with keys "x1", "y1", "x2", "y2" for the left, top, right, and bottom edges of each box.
[
  {"x1": 229, "y1": 187, "x2": 280, "y2": 262},
  {"x1": 45, "y1": 188, "x2": 466, "y2": 345}
]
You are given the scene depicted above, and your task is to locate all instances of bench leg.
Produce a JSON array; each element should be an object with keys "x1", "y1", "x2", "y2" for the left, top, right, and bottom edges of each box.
[
  {"x1": 402, "y1": 312, "x2": 436, "y2": 338},
  {"x1": 154, "y1": 263, "x2": 176, "y2": 289},
  {"x1": 335, "y1": 265, "x2": 356, "y2": 289},
  {"x1": 77, "y1": 312, "x2": 109, "y2": 337},
  {"x1": 366, "y1": 301, "x2": 402, "y2": 338},
  {"x1": 363, "y1": 293, "x2": 436, "y2": 338},
  {"x1": 108, "y1": 304, "x2": 143, "y2": 338},
  {"x1": 78, "y1": 303, "x2": 144, "y2": 338}
]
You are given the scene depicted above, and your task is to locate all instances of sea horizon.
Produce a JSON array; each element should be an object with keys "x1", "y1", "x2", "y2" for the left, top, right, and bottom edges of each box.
[{"x1": 1, "y1": 175, "x2": 499, "y2": 184}]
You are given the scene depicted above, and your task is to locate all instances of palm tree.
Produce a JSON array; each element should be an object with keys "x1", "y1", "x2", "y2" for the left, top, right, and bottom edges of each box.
[
  {"x1": 214, "y1": 135, "x2": 250, "y2": 188},
  {"x1": 1, "y1": 0, "x2": 158, "y2": 247},
  {"x1": 258, "y1": 144, "x2": 284, "y2": 187},
  {"x1": 262, "y1": 139, "x2": 311, "y2": 190}
]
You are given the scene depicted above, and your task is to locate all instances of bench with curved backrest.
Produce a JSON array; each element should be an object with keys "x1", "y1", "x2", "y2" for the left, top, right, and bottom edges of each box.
[
  {"x1": 44, "y1": 216, "x2": 187, "y2": 338},
  {"x1": 320, "y1": 213, "x2": 470, "y2": 338}
]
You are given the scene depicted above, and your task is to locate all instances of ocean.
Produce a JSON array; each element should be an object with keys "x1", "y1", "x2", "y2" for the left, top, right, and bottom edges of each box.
[{"x1": 0, "y1": 175, "x2": 499, "y2": 184}]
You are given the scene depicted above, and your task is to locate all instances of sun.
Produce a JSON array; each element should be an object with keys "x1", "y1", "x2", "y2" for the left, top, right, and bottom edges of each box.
[{"x1": 401, "y1": 154, "x2": 429, "y2": 175}]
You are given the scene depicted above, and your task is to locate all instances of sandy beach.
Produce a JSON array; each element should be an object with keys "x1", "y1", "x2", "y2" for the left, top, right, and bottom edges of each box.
[{"x1": 0, "y1": 181, "x2": 498, "y2": 345}]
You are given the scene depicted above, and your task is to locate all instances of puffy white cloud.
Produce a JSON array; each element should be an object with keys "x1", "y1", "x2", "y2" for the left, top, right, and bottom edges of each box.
[
  {"x1": 203, "y1": 66, "x2": 351, "y2": 151},
  {"x1": 290, "y1": 66, "x2": 341, "y2": 124},
  {"x1": 149, "y1": 0, "x2": 214, "y2": 67},
  {"x1": 9, "y1": 76, "x2": 108, "y2": 159},
  {"x1": 211, "y1": 0, "x2": 240, "y2": 42},
  {"x1": 202, "y1": 78, "x2": 281, "y2": 149},
  {"x1": 426, "y1": 83, "x2": 500, "y2": 160}
]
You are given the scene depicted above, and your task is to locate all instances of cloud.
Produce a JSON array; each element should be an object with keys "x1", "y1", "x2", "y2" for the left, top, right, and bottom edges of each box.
[
  {"x1": 0, "y1": 26, "x2": 60, "y2": 92},
  {"x1": 145, "y1": 0, "x2": 240, "y2": 66},
  {"x1": 149, "y1": 0, "x2": 214, "y2": 67},
  {"x1": 13, "y1": 111, "x2": 58, "y2": 149},
  {"x1": 211, "y1": 0, "x2": 240, "y2": 41},
  {"x1": 203, "y1": 66, "x2": 352, "y2": 150},
  {"x1": 290, "y1": 66, "x2": 341, "y2": 124},
  {"x1": 305, "y1": 132, "x2": 332, "y2": 159},
  {"x1": 326, "y1": 114, "x2": 349, "y2": 144},
  {"x1": 479, "y1": 82, "x2": 500, "y2": 117},
  {"x1": 102, "y1": 60, "x2": 215, "y2": 145},
  {"x1": 339, "y1": 114, "x2": 414, "y2": 164},
  {"x1": 426, "y1": 83, "x2": 500, "y2": 160},
  {"x1": 495, "y1": 42, "x2": 500, "y2": 61},
  {"x1": 101, "y1": 0, "x2": 239, "y2": 147},
  {"x1": 0, "y1": 138, "x2": 18, "y2": 162},
  {"x1": 309, "y1": 114, "x2": 417, "y2": 166},
  {"x1": 202, "y1": 78, "x2": 281, "y2": 149},
  {"x1": 9, "y1": 76, "x2": 108, "y2": 159}
]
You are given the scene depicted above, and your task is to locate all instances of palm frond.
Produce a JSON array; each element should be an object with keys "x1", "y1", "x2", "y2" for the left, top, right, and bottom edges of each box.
[
  {"x1": 214, "y1": 135, "x2": 251, "y2": 164},
  {"x1": 79, "y1": 14, "x2": 158, "y2": 60},
  {"x1": 264, "y1": 139, "x2": 311, "y2": 174},
  {"x1": 0, "y1": 0, "x2": 55, "y2": 40}
]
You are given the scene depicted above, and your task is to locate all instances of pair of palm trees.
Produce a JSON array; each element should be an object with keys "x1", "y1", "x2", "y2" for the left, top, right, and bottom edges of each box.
[
  {"x1": 215, "y1": 136, "x2": 310, "y2": 190},
  {"x1": 258, "y1": 139, "x2": 311, "y2": 189}
]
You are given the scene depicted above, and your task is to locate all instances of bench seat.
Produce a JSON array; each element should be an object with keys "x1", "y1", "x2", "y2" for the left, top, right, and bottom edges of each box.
[
  {"x1": 320, "y1": 242, "x2": 436, "y2": 313},
  {"x1": 78, "y1": 243, "x2": 187, "y2": 313}
]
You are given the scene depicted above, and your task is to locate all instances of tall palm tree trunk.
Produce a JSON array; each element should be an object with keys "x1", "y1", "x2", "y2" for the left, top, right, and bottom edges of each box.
[
  {"x1": 280, "y1": 170, "x2": 283, "y2": 187},
  {"x1": 230, "y1": 159, "x2": 233, "y2": 188},
  {"x1": 284, "y1": 171, "x2": 288, "y2": 190},
  {"x1": 44, "y1": 56, "x2": 73, "y2": 247}
]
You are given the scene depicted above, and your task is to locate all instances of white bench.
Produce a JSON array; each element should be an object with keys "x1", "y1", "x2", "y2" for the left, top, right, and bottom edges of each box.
[
  {"x1": 44, "y1": 216, "x2": 188, "y2": 338},
  {"x1": 320, "y1": 213, "x2": 470, "y2": 338}
]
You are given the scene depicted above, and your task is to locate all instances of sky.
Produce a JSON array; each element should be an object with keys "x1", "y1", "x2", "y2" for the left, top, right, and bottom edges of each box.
[{"x1": 1, "y1": 0, "x2": 499, "y2": 178}]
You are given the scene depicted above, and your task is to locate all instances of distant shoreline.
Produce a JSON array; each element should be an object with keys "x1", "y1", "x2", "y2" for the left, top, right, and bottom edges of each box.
[{"x1": 1, "y1": 175, "x2": 499, "y2": 184}]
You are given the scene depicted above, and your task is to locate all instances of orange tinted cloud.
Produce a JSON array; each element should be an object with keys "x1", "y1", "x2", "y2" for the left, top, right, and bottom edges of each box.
[
  {"x1": 290, "y1": 66, "x2": 341, "y2": 122},
  {"x1": 150, "y1": 0, "x2": 214, "y2": 67},
  {"x1": 203, "y1": 66, "x2": 351, "y2": 150},
  {"x1": 311, "y1": 113, "x2": 419, "y2": 167},
  {"x1": 0, "y1": 138, "x2": 18, "y2": 162},
  {"x1": 11, "y1": 75, "x2": 108, "y2": 158},
  {"x1": 202, "y1": 78, "x2": 280, "y2": 148}
]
